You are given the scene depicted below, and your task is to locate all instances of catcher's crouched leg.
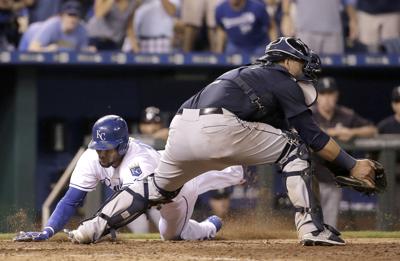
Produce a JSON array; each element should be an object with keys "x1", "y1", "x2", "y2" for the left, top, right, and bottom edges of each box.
[
  {"x1": 283, "y1": 160, "x2": 324, "y2": 238},
  {"x1": 281, "y1": 145, "x2": 345, "y2": 246}
]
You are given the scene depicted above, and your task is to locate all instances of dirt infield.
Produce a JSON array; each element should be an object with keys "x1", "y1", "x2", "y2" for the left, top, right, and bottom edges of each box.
[
  {"x1": 1, "y1": 237, "x2": 400, "y2": 261},
  {"x1": 2, "y1": 215, "x2": 400, "y2": 260}
]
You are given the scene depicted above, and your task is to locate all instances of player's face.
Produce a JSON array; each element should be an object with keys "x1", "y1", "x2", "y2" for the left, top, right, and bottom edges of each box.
[
  {"x1": 287, "y1": 59, "x2": 305, "y2": 77},
  {"x1": 96, "y1": 149, "x2": 122, "y2": 168},
  {"x1": 317, "y1": 91, "x2": 338, "y2": 113},
  {"x1": 61, "y1": 13, "x2": 80, "y2": 33},
  {"x1": 229, "y1": 0, "x2": 246, "y2": 8}
]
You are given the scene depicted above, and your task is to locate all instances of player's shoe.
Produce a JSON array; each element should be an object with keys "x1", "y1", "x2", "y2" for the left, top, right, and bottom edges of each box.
[
  {"x1": 206, "y1": 215, "x2": 222, "y2": 232},
  {"x1": 64, "y1": 228, "x2": 93, "y2": 244},
  {"x1": 301, "y1": 227, "x2": 346, "y2": 246}
]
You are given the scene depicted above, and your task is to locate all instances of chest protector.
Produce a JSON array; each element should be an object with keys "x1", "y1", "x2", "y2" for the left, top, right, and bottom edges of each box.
[
  {"x1": 216, "y1": 64, "x2": 283, "y2": 126},
  {"x1": 218, "y1": 64, "x2": 317, "y2": 125}
]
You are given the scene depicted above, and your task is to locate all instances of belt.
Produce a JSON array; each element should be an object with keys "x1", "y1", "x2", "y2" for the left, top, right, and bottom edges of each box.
[{"x1": 176, "y1": 108, "x2": 223, "y2": 115}]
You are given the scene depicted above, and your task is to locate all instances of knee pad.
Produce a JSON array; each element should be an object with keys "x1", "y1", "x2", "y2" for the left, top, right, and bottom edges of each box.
[
  {"x1": 277, "y1": 131, "x2": 310, "y2": 169},
  {"x1": 100, "y1": 187, "x2": 149, "y2": 236},
  {"x1": 80, "y1": 186, "x2": 150, "y2": 240},
  {"x1": 283, "y1": 164, "x2": 324, "y2": 232}
]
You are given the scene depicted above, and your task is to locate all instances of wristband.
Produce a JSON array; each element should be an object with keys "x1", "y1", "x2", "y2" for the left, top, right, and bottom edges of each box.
[
  {"x1": 44, "y1": 226, "x2": 55, "y2": 237},
  {"x1": 332, "y1": 149, "x2": 356, "y2": 171}
]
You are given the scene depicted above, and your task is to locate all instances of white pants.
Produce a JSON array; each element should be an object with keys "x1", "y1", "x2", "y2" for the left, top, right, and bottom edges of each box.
[
  {"x1": 126, "y1": 208, "x2": 160, "y2": 233},
  {"x1": 73, "y1": 165, "x2": 243, "y2": 242},
  {"x1": 131, "y1": 166, "x2": 244, "y2": 239},
  {"x1": 358, "y1": 11, "x2": 400, "y2": 47},
  {"x1": 160, "y1": 166, "x2": 243, "y2": 240}
]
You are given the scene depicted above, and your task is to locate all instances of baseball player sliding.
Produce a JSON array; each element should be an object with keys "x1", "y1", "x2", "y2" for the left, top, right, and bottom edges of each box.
[{"x1": 15, "y1": 115, "x2": 244, "y2": 242}]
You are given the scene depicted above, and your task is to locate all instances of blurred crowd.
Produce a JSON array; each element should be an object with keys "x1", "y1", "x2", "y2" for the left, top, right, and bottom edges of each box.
[{"x1": 1, "y1": 0, "x2": 400, "y2": 54}]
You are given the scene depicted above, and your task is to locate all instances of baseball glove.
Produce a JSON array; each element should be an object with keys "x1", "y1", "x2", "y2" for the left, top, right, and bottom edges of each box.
[{"x1": 334, "y1": 160, "x2": 387, "y2": 195}]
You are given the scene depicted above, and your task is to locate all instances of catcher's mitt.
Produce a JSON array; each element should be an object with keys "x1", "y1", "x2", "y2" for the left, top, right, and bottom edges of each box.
[{"x1": 334, "y1": 160, "x2": 387, "y2": 195}]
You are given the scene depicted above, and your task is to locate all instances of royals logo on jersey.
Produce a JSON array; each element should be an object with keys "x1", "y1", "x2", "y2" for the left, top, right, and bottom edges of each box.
[{"x1": 130, "y1": 166, "x2": 142, "y2": 177}]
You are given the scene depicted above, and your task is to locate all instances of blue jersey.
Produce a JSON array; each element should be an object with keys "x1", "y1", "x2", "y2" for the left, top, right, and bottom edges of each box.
[
  {"x1": 34, "y1": 16, "x2": 88, "y2": 51},
  {"x1": 216, "y1": 0, "x2": 269, "y2": 50}
]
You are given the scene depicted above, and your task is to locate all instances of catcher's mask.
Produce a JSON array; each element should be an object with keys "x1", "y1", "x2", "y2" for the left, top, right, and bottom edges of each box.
[
  {"x1": 88, "y1": 115, "x2": 129, "y2": 156},
  {"x1": 258, "y1": 37, "x2": 322, "y2": 82}
]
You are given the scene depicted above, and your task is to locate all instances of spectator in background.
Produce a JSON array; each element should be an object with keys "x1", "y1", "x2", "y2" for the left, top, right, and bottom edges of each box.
[
  {"x1": 27, "y1": 0, "x2": 63, "y2": 23},
  {"x1": 264, "y1": 0, "x2": 280, "y2": 40},
  {"x1": 181, "y1": 0, "x2": 221, "y2": 52},
  {"x1": 9, "y1": 0, "x2": 36, "y2": 37},
  {"x1": 281, "y1": 0, "x2": 357, "y2": 54},
  {"x1": 355, "y1": 0, "x2": 400, "y2": 53},
  {"x1": 28, "y1": 0, "x2": 90, "y2": 51},
  {"x1": 86, "y1": 0, "x2": 138, "y2": 51},
  {"x1": 134, "y1": 106, "x2": 169, "y2": 148},
  {"x1": 215, "y1": 0, "x2": 274, "y2": 55},
  {"x1": 378, "y1": 86, "x2": 400, "y2": 134},
  {"x1": 122, "y1": 0, "x2": 180, "y2": 53},
  {"x1": 0, "y1": 0, "x2": 16, "y2": 50},
  {"x1": 312, "y1": 77, "x2": 377, "y2": 229},
  {"x1": 377, "y1": 86, "x2": 400, "y2": 222}
]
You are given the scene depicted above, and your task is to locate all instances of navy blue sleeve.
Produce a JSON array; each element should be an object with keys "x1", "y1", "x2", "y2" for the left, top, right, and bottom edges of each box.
[
  {"x1": 289, "y1": 110, "x2": 330, "y2": 151},
  {"x1": 273, "y1": 80, "x2": 309, "y2": 119},
  {"x1": 45, "y1": 187, "x2": 87, "y2": 236}
]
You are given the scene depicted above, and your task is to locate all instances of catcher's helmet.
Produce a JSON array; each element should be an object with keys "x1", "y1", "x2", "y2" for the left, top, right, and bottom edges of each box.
[
  {"x1": 258, "y1": 37, "x2": 321, "y2": 81},
  {"x1": 88, "y1": 115, "x2": 129, "y2": 156}
]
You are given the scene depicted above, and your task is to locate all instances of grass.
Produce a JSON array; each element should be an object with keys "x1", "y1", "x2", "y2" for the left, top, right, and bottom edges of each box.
[
  {"x1": 1, "y1": 231, "x2": 400, "y2": 241},
  {"x1": 342, "y1": 231, "x2": 400, "y2": 238}
]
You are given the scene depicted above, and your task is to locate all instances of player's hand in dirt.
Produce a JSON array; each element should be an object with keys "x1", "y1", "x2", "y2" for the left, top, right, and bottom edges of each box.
[{"x1": 14, "y1": 230, "x2": 52, "y2": 242}]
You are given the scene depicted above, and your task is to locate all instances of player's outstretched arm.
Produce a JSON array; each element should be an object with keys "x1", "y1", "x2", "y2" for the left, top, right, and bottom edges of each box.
[{"x1": 14, "y1": 187, "x2": 87, "y2": 242}]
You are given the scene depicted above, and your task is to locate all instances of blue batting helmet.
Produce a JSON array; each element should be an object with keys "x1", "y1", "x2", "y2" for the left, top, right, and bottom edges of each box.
[
  {"x1": 258, "y1": 37, "x2": 321, "y2": 81},
  {"x1": 88, "y1": 115, "x2": 129, "y2": 155}
]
